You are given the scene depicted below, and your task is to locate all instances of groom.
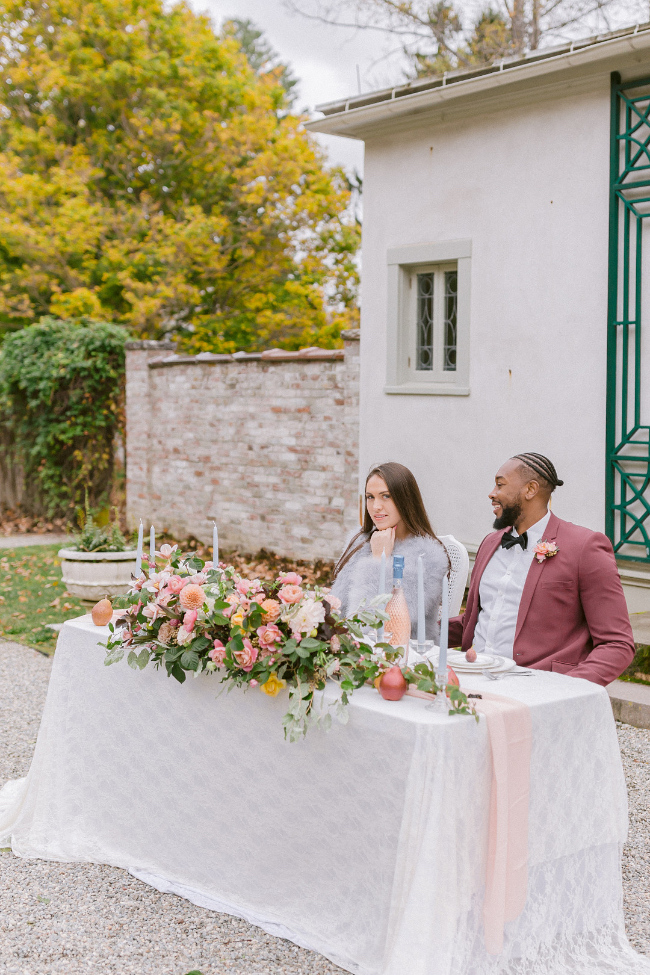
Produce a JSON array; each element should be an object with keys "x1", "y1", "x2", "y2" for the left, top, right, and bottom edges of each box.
[{"x1": 448, "y1": 452, "x2": 635, "y2": 686}]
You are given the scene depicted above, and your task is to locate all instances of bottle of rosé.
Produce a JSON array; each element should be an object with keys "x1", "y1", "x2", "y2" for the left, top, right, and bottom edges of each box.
[{"x1": 384, "y1": 555, "x2": 411, "y2": 653}]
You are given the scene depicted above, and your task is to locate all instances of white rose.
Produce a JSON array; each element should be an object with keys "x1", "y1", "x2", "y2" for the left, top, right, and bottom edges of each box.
[
  {"x1": 289, "y1": 598, "x2": 326, "y2": 637},
  {"x1": 176, "y1": 625, "x2": 194, "y2": 646}
]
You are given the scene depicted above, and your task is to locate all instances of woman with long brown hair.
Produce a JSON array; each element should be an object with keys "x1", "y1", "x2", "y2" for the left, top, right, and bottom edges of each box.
[{"x1": 330, "y1": 462, "x2": 449, "y2": 641}]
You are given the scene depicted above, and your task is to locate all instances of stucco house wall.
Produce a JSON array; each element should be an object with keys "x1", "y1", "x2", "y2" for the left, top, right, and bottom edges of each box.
[{"x1": 358, "y1": 80, "x2": 611, "y2": 547}]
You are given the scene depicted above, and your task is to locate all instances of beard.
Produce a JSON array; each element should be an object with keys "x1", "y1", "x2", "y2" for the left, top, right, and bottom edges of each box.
[{"x1": 493, "y1": 500, "x2": 523, "y2": 531}]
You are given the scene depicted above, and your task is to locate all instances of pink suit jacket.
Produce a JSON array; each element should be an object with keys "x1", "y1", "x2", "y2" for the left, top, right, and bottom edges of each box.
[{"x1": 448, "y1": 513, "x2": 635, "y2": 686}]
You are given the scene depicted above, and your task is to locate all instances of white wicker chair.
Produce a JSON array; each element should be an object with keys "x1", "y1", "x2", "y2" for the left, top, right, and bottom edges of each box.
[{"x1": 437, "y1": 534, "x2": 470, "y2": 619}]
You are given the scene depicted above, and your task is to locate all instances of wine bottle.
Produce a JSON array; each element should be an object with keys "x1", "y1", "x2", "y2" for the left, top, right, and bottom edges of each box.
[{"x1": 384, "y1": 555, "x2": 411, "y2": 652}]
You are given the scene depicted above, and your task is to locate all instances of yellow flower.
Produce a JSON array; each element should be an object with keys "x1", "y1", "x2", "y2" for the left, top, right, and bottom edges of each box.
[
  {"x1": 260, "y1": 674, "x2": 287, "y2": 697},
  {"x1": 231, "y1": 608, "x2": 245, "y2": 627}
]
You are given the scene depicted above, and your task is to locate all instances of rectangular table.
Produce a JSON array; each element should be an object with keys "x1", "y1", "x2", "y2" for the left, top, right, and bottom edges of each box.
[{"x1": 1, "y1": 616, "x2": 648, "y2": 975}]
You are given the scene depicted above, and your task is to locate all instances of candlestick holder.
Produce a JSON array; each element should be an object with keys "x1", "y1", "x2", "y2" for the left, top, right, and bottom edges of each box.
[{"x1": 426, "y1": 671, "x2": 449, "y2": 713}]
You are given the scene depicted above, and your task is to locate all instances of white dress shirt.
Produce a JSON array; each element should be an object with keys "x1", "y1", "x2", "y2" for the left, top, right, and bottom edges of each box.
[{"x1": 473, "y1": 511, "x2": 551, "y2": 659}]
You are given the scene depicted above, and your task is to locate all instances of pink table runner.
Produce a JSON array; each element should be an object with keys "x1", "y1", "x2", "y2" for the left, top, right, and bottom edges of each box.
[{"x1": 406, "y1": 686, "x2": 532, "y2": 954}]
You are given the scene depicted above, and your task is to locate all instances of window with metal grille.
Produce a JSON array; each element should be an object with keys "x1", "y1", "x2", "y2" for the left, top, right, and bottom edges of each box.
[
  {"x1": 411, "y1": 263, "x2": 458, "y2": 379},
  {"x1": 385, "y1": 239, "x2": 470, "y2": 396},
  {"x1": 444, "y1": 270, "x2": 457, "y2": 372},
  {"x1": 416, "y1": 272, "x2": 434, "y2": 370}
]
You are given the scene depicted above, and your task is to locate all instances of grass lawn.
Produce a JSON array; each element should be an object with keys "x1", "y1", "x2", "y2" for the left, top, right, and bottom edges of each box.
[
  {"x1": 0, "y1": 541, "x2": 336, "y2": 658},
  {"x1": 0, "y1": 544, "x2": 87, "y2": 655}
]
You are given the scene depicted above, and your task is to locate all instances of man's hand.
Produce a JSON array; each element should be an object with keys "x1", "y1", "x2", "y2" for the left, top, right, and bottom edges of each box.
[{"x1": 371, "y1": 527, "x2": 396, "y2": 559}]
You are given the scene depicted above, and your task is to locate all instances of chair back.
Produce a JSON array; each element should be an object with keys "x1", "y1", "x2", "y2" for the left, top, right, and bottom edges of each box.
[{"x1": 437, "y1": 534, "x2": 470, "y2": 619}]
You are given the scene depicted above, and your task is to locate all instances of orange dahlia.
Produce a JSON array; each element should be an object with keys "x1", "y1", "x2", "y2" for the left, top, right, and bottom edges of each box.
[{"x1": 179, "y1": 584, "x2": 205, "y2": 610}]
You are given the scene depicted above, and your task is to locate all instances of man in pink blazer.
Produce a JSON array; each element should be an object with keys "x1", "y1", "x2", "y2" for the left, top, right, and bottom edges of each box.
[{"x1": 448, "y1": 452, "x2": 635, "y2": 686}]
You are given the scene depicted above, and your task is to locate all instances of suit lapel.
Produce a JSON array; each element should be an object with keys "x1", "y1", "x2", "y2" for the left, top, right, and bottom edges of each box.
[{"x1": 514, "y1": 512, "x2": 561, "y2": 641}]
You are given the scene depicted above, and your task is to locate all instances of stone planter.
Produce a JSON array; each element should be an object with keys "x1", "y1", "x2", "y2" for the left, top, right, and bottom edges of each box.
[{"x1": 58, "y1": 549, "x2": 138, "y2": 603}]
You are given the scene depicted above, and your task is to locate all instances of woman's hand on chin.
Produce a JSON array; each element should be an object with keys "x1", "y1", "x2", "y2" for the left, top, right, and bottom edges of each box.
[{"x1": 371, "y1": 527, "x2": 396, "y2": 559}]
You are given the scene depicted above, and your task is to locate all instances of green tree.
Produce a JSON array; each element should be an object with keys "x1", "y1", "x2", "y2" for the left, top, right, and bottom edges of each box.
[
  {"x1": 223, "y1": 17, "x2": 299, "y2": 106},
  {"x1": 0, "y1": 318, "x2": 127, "y2": 516},
  {"x1": 0, "y1": 0, "x2": 359, "y2": 352}
]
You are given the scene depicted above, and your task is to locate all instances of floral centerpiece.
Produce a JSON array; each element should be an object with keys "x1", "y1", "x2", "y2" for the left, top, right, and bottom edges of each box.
[{"x1": 102, "y1": 545, "x2": 475, "y2": 739}]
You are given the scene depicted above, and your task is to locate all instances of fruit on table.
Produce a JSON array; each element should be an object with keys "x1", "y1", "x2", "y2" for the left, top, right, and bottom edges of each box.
[
  {"x1": 379, "y1": 665, "x2": 408, "y2": 701},
  {"x1": 91, "y1": 598, "x2": 113, "y2": 627},
  {"x1": 447, "y1": 666, "x2": 459, "y2": 687},
  {"x1": 466, "y1": 647, "x2": 477, "y2": 663}
]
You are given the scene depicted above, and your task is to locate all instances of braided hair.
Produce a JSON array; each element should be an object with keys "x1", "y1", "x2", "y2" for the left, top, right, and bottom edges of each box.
[{"x1": 512, "y1": 452, "x2": 564, "y2": 491}]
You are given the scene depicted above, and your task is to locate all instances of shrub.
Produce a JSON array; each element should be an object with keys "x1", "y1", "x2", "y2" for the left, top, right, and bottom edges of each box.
[{"x1": 0, "y1": 317, "x2": 127, "y2": 518}]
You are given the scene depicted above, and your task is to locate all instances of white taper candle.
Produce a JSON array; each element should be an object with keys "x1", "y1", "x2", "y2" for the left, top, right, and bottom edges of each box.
[
  {"x1": 149, "y1": 525, "x2": 155, "y2": 577},
  {"x1": 438, "y1": 572, "x2": 449, "y2": 678},
  {"x1": 213, "y1": 522, "x2": 219, "y2": 566},
  {"x1": 135, "y1": 520, "x2": 143, "y2": 577},
  {"x1": 417, "y1": 553, "x2": 426, "y2": 649},
  {"x1": 378, "y1": 550, "x2": 387, "y2": 642}
]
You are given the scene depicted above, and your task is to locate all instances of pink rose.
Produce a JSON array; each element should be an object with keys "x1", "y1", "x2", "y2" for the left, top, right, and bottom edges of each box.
[
  {"x1": 203, "y1": 560, "x2": 214, "y2": 570},
  {"x1": 330, "y1": 635, "x2": 340, "y2": 652},
  {"x1": 236, "y1": 578, "x2": 252, "y2": 594},
  {"x1": 278, "y1": 584, "x2": 304, "y2": 604},
  {"x1": 279, "y1": 571, "x2": 302, "y2": 586},
  {"x1": 234, "y1": 638, "x2": 258, "y2": 672},
  {"x1": 160, "y1": 543, "x2": 173, "y2": 558},
  {"x1": 222, "y1": 594, "x2": 239, "y2": 618},
  {"x1": 257, "y1": 623, "x2": 282, "y2": 648},
  {"x1": 167, "y1": 575, "x2": 185, "y2": 594},
  {"x1": 250, "y1": 679, "x2": 259, "y2": 687},
  {"x1": 183, "y1": 609, "x2": 198, "y2": 632},
  {"x1": 209, "y1": 639, "x2": 226, "y2": 666},
  {"x1": 326, "y1": 595, "x2": 342, "y2": 612}
]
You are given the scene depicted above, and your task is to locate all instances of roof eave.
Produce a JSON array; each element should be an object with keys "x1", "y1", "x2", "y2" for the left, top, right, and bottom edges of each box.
[{"x1": 306, "y1": 25, "x2": 650, "y2": 139}]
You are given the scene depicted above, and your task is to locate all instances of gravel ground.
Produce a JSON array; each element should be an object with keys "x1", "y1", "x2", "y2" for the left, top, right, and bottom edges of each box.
[{"x1": 1, "y1": 640, "x2": 649, "y2": 973}]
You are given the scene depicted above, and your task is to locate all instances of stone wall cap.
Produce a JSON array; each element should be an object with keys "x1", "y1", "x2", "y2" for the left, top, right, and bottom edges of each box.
[
  {"x1": 146, "y1": 346, "x2": 345, "y2": 367},
  {"x1": 341, "y1": 329, "x2": 360, "y2": 341},
  {"x1": 149, "y1": 352, "x2": 232, "y2": 368},
  {"x1": 125, "y1": 339, "x2": 176, "y2": 350},
  {"x1": 261, "y1": 347, "x2": 344, "y2": 361}
]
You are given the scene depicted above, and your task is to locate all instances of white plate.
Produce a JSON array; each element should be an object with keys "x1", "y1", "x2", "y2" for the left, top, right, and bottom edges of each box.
[{"x1": 421, "y1": 648, "x2": 516, "y2": 673}]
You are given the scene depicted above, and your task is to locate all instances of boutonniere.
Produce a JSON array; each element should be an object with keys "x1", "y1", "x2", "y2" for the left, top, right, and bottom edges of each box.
[{"x1": 534, "y1": 540, "x2": 559, "y2": 563}]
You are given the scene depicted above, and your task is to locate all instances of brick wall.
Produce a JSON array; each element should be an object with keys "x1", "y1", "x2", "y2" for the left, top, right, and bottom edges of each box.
[{"x1": 125, "y1": 333, "x2": 360, "y2": 561}]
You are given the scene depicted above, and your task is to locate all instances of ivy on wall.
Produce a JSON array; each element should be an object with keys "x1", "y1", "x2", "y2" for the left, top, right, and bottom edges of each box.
[{"x1": 0, "y1": 318, "x2": 127, "y2": 517}]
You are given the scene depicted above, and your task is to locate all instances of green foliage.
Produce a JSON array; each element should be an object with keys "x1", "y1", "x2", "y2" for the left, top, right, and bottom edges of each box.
[
  {"x1": 71, "y1": 508, "x2": 128, "y2": 552},
  {"x1": 223, "y1": 18, "x2": 298, "y2": 105},
  {"x1": 0, "y1": 317, "x2": 127, "y2": 517},
  {"x1": 621, "y1": 644, "x2": 650, "y2": 683},
  {"x1": 0, "y1": 0, "x2": 359, "y2": 351}
]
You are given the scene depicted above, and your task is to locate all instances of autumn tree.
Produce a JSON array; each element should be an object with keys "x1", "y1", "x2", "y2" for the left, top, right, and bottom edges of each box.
[
  {"x1": 286, "y1": 0, "x2": 648, "y2": 78},
  {"x1": 0, "y1": 0, "x2": 359, "y2": 351}
]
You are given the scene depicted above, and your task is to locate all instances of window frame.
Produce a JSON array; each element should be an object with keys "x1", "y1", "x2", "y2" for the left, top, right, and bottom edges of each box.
[{"x1": 385, "y1": 239, "x2": 471, "y2": 396}]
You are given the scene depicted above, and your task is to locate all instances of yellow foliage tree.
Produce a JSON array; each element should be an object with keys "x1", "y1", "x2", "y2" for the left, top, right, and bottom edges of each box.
[{"x1": 0, "y1": 0, "x2": 360, "y2": 351}]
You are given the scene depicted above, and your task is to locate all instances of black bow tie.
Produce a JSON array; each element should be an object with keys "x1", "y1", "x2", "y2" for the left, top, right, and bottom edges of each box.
[{"x1": 501, "y1": 530, "x2": 528, "y2": 551}]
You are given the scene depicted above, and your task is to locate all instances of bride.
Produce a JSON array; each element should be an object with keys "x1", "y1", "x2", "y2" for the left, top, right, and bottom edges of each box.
[{"x1": 330, "y1": 462, "x2": 449, "y2": 642}]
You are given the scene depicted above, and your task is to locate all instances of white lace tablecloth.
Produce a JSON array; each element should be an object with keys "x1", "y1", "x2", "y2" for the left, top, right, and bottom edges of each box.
[{"x1": 1, "y1": 616, "x2": 648, "y2": 975}]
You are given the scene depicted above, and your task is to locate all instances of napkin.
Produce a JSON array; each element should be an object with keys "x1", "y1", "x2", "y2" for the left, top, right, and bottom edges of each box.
[{"x1": 406, "y1": 686, "x2": 532, "y2": 955}]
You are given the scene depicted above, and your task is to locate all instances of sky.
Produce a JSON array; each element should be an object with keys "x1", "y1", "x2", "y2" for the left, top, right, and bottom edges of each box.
[
  {"x1": 190, "y1": 0, "x2": 399, "y2": 174},
  {"x1": 191, "y1": 0, "x2": 649, "y2": 174}
]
